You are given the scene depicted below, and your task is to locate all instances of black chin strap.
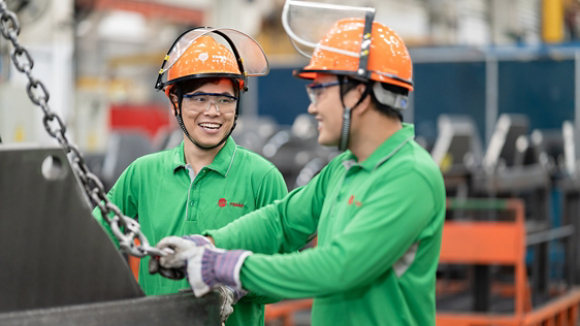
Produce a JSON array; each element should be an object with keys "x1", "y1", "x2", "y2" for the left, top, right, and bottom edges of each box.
[
  {"x1": 337, "y1": 76, "x2": 372, "y2": 151},
  {"x1": 173, "y1": 87, "x2": 237, "y2": 151}
]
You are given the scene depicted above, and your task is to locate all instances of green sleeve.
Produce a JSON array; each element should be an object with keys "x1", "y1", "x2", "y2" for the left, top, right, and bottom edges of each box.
[
  {"x1": 91, "y1": 163, "x2": 139, "y2": 249},
  {"x1": 240, "y1": 166, "x2": 288, "y2": 305},
  {"x1": 205, "y1": 158, "x2": 335, "y2": 255},
  {"x1": 254, "y1": 167, "x2": 288, "y2": 208},
  {"x1": 239, "y1": 170, "x2": 437, "y2": 299}
]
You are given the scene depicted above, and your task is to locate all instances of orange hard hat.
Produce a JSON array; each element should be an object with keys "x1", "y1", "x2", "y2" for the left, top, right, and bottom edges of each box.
[
  {"x1": 163, "y1": 35, "x2": 244, "y2": 97},
  {"x1": 296, "y1": 18, "x2": 413, "y2": 91}
]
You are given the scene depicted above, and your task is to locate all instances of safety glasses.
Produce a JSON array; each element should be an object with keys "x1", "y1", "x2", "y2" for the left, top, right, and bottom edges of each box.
[
  {"x1": 182, "y1": 92, "x2": 238, "y2": 114},
  {"x1": 305, "y1": 81, "x2": 341, "y2": 105}
]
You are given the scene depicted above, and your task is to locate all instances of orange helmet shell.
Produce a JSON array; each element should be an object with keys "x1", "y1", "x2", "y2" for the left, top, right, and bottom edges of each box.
[
  {"x1": 298, "y1": 19, "x2": 413, "y2": 91},
  {"x1": 164, "y1": 35, "x2": 244, "y2": 97}
]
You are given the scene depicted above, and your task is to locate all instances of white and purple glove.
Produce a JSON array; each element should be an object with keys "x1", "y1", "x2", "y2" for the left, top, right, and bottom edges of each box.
[
  {"x1": 148, "y1": 235, "x2": 213, "y2": 280},
  {"x1": 182, "y1": 234, "x2": 214, "y2": 248},
  {"x1": 153, "y1": 236, "x2": 252, "y2": 298}
]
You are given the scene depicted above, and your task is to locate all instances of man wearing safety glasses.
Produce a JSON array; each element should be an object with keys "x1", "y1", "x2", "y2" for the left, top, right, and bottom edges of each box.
[
  {"x1": 93, "y1": 29, "x2": 287, "y2": 326},
  {"x1": 151, "y1": 2, "x2": 446, "y2": 325}
]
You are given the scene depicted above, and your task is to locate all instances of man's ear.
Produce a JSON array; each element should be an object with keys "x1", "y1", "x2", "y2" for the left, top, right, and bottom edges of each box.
[
  {"x1": 170, "y1": 94, "x2": 180, "y2": 113},
  {"x1": 356, "y1": 83, "x2": 367, "y2": 96},
  {"x1": 170, "y1": 93, "x2": 179, "y2": 105},
  {"x1": 353, "y1": 83, "x2": 372, "y2": 115}
]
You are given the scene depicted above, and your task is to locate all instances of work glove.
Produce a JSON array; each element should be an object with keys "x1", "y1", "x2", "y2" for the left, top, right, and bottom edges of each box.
[
  {"x1": 215, "y1": 285, "x2": 235, "y2": 324},
  {"x1": 153, "y1": 236, "x2": 252, "y2": 298},
  {"x1": 148, "y1": 235, "x2": 213, "y2": 279}
]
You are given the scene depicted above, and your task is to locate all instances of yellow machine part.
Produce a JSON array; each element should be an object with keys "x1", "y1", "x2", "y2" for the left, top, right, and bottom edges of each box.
[{"x1": 543, "y1": 0, "x2": 564, "y2": 43}]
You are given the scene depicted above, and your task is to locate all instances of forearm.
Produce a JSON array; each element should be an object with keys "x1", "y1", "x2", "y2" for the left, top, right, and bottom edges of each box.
[
  {"x1": 205, "y1": 186, "x2": 320, "y2": 254},
  {"x1": 239, "y1": 244, "x2": 406, "y2": 299},
  {"x1": 205, "y1": 201, "x2": 297, "y2": 254}
]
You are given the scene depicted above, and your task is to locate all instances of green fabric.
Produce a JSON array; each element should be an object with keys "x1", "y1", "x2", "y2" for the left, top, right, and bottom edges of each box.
[
  {"x1": 206, "y1": 124, "x2": 446, "y2": 326},
  {"x1": 93, "y1": 137, "x2": 287, "y2": 326}
]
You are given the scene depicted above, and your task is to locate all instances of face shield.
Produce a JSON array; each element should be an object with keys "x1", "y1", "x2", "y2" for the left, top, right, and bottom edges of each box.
[
  {"x1": 281, "y1": 0, "x2": 375, "y2": 60},
  {"x1": 155, "y1": 28, "x2": 270, "y2": 91}
]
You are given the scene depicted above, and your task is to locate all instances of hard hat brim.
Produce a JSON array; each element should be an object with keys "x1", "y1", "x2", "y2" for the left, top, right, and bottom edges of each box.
[
  {"x1": 293, "y1": 68, "x2": 414, "y2": 91},
  {"x1": 163, "y1": 73, "x2": 246, "y2": 97}
]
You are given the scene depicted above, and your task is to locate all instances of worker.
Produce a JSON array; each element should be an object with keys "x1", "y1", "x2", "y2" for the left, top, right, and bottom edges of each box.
[
  {"x1": 93, "y1": 28, "x2": 287, "y2": 325},
  {"x1": 150, "y1": 9, "x2": 446, "y2": 326}
]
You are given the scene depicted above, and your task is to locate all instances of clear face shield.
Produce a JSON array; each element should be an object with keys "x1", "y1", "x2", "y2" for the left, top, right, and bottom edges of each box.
[
  {"x1": 281, "y1": 0, "x2": 375, "y2": 61},
  {"x1": 155, "y1": 28, "x2": 270, "y2": 91}
]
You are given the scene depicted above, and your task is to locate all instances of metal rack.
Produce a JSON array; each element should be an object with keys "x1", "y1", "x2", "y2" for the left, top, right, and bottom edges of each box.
[{"x1": 437, "y1": 199, "x2": 580, "y2": 326}]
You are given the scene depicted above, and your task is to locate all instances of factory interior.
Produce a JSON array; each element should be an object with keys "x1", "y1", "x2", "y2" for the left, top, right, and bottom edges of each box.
[{"x1": 3, "y1": 0, "x2": 580, "y2": 325}]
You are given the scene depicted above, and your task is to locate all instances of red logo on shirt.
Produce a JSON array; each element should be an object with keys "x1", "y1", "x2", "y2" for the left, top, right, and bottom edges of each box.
[
  {"x1": 218, "y1": 198, "x2": 227, "y2": 208},
  {"x1": 230, "y1": 202, "x2": 244, "y2": 208},
  {"x1": 348, "y1": 195, "x2": 362, "y2": 207}
]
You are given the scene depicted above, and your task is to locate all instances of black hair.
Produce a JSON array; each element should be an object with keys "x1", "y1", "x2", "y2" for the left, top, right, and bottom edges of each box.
[
  {"x1": 169, "y1": 77, "x2": 240, "y2": 99},
  {"x1": 340, "y1": 77, "x2": 407, "y2": 122}
]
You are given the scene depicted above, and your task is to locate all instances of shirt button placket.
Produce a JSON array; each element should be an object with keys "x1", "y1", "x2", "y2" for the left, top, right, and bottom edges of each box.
[{"x1": 190, "y1": 181, "x2": 197, "y2": 219}]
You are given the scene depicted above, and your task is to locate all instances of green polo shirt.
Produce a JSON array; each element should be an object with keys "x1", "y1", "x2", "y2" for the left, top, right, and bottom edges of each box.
[
  {"x1": 93, "y1": 137, "x2": 287, "y2": 326},
  {"x1": 206, "y1": 124, "x2": 446, "y2": 326}
]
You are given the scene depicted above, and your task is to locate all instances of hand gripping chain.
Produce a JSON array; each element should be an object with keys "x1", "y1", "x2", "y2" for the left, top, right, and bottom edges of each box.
[{"x1": 0, "y1": 0, "x2": 164, "y2": 258}]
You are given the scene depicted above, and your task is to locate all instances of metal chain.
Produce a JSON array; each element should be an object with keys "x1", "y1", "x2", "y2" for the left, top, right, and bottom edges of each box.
[{"x1": 0, "y1": 1, "x2": 163, "y2": 258}]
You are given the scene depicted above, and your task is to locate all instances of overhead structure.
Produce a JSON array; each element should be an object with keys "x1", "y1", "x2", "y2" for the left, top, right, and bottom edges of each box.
[{"x1": 75, "y1": 0, "x2": 204, "y2": 26}]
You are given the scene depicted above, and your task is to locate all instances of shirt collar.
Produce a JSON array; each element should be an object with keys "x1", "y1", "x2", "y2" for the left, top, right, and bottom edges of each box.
[
  {"x1": 172, "y1": 142, "x2": 187, "y2": 172},
  {"x1": 345, "y1": 123, "x2": 415, "y2": 171},
  {"x1": 172, "y1": 137, "x2": 238, "y2": 177}
]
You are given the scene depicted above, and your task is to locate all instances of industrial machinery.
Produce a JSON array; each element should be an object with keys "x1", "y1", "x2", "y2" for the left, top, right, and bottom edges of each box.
[
  {"x1": 432, "y1": 114, "x2": 580, "y2": 325},
  {"x1": 262, "y1": 114, "x2": 336, "y2": 189},
  {"x1": 559, "y1": 121, "x2": 580, "y2": 285},
  {"x1": 431, "y1": 114, "x2": 484, "y2": 198}
]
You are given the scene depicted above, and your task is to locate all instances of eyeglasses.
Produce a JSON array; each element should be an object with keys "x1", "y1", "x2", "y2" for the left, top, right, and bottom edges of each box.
[
  {"x1": 305, "y1": 81, "x2": 341, "y2": 105},
  {"x1": 182, "y1": 92, "x2": 238, "y2": 113}
]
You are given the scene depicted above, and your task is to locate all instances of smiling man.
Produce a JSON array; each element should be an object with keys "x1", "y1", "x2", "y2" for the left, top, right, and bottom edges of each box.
[{"x1": 93, "y1": 29, "x2": 287, "y2": 326}]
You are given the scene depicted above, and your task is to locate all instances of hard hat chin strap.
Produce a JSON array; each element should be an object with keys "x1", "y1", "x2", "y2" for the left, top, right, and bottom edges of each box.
[
  {"x1": 337, "y1": 76, "x2": 372, "y2": 152},
  {"x1": 173, "y1": 87, "x2": 237, "y2": 151},
  {"x1": 336, "y1": 9, "x2": 376, "y2": 151},
  {"x1": 338, "y1": 106, "x2": 352, "y2": 151}
]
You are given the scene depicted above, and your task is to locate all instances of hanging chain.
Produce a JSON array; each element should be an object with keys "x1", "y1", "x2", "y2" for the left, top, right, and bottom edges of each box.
[{"x1": 0, "y1": 1, "x2": 164, "y2": 258}]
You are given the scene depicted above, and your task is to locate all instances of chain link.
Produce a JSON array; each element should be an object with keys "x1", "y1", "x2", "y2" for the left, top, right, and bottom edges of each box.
[
  {"x1": 26, "y1": 78, "x2": 50, "y2": 105},
  {"x1": 0, "y1": 7, "x2": 19, "y2": 38},
  {"x1": 11, "y1": 45, "x2": 33, "y2": 72},
  {"x1": 0, "y1": 1, "x2": 163, "y2": 258}
]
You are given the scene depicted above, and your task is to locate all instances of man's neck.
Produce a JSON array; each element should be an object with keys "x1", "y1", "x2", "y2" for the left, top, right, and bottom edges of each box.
[
  {"x1": 349, "y1": 113, "x2": 402, "y2": 163},
  {"x1": 183, "y1": 137, "x2": 225, "y2": 174}
]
